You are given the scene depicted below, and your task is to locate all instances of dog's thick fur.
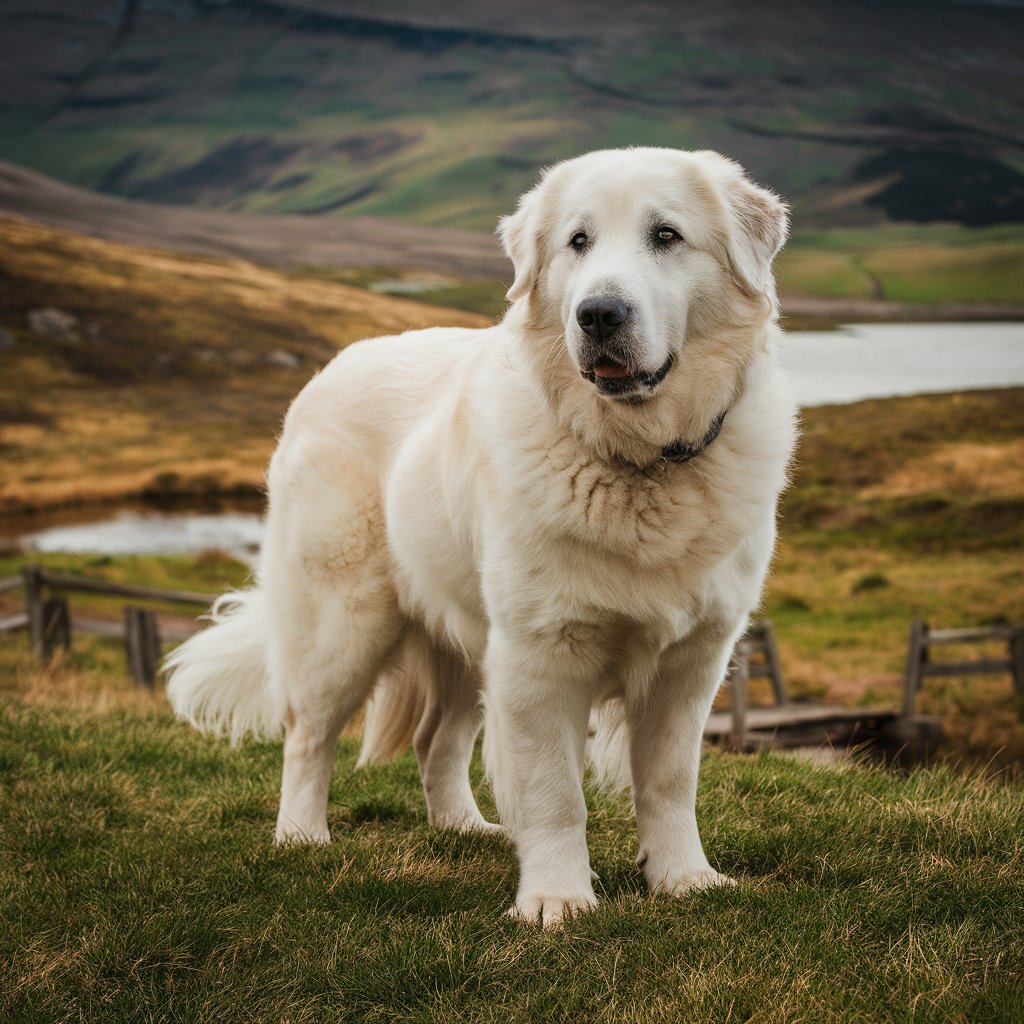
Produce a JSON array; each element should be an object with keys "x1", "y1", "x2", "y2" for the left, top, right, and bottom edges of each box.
[{"x1": 166, "y1": 148, "x2": 797, "y2": 926}]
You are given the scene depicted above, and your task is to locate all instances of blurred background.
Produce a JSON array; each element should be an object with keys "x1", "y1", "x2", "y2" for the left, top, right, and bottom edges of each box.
[
  {"x1": 0, "y1": 0, "x2": 1022, "y2": 769},
  {"x1": 2, "y1": 0, "x2": 1023, "y2": 308}
]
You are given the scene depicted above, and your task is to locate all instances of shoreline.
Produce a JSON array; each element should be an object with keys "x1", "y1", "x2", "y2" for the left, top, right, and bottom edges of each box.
[
  {"x1": 3, "y1": 385, "x2": 1022, "y2": 524},
  {"x1": 780, "y1": 295, "x2": 1024, "y2": 330}
]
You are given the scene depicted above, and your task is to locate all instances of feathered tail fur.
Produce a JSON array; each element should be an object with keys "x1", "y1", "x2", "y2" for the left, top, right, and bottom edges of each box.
[{"x1": 164, "y1": 590, "x2": 283, "y2": 745}]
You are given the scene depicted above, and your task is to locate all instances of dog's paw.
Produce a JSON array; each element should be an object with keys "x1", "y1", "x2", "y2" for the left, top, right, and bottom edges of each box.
[
  {"x1": 506, "y1": 891, "x2": 598, "y2": 929},
  {"x1": 431, "y1": 811, "x2": 506, "y2": 837},
  {"x1": 453, "y1": 815, "x2": 505, "y2": 837},
  {"x1": 273, "y1": 827, "x2": 331, "y2": 846},
  {"x1": 658, "y1": 868, "x2": 736, "y2": 896},
  {"x1": 468, "y1": 820, "x2": 507, "y2": 838}
]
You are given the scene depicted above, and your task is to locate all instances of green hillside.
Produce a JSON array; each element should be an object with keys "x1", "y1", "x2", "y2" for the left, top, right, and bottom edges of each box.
[{"x1": 1, "y1": 0, "x2": 1022, "y2": 232}]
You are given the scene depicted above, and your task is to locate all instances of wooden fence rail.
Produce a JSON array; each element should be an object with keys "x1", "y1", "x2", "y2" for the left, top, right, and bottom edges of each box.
[
  {"x1": 903, "y1": 620, "x2": 1024, "y2": 716},
  {"x1": 1, "y1": 565, "x2": 214, "y2": 686},
  {"x1": 4, "y1": 565, "x2": 1017, "y2": 758}
]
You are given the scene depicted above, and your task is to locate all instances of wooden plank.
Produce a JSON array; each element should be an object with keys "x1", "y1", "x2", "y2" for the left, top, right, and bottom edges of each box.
[
  {"x1": 1013, "y1": 635, "x2": 1024, "y2": 697},
  {"x1": 732, "y1": 618, "x2": 786, "y2": 704},
  {"x1": 124, "y1": 606, "x2": 161, "y2": 687},
  {"x1": 68, "y1": 614, "x2": 200, "y2": 643},
  {"x1": 902, "y1": 620, "x2": 928, "y2": 717},
  {"x1": 926, "y1": 625, "x2": 1023, "y2": 645},
  {"x1": 761, "y1": 620, "x2": 788, "y2": 705},
  {"x1": 38, "y1": 569, "x2": 214, "y2": 606},
  {"x1": 0, "y1": 611, "x2": 29, "y2": 633},
  {"x1": 22, "y1": 565, "x2": 45, "y2": 660},
  {"x1": 71, "y1": 615, "x2": 125, "y2": 638},
  {"x1": 704, "y1": 704, "x2": 893, "y2": 738},
  {"x1": 919, "y1": 659, "x2": 1013, "y2": 678},
  {"x1": 160, "y1": 620, "x2": 202, "y2": 643},
  {"x1": 729, "y1": 656, "x2": 748, "y2": 751},
  {"x1": 42, "y1": 596, "x2": 71, "y2": 657},
  {"x1": 0, "y1": 574, "x2": 23, "y2": 594}
]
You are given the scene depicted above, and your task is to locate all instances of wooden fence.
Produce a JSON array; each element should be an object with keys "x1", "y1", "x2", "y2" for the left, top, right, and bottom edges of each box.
[
  {"x1": 725, "y1": 619, "x2": 787, "y2": 749},
  {"x1": 0, "y1": 565, "x2": 213, "y2": 686},
  {"x1": 3, "y1": 565, "x2": 1020, "y2": 753},
  {"x1": 902, "y1": 620, "x2": 1024, "y2": 716}
]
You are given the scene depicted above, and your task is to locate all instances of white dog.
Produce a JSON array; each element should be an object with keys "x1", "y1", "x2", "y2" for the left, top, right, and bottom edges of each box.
[{"x1": 166, "y1": 147, "x2": 797, "y2": 926}]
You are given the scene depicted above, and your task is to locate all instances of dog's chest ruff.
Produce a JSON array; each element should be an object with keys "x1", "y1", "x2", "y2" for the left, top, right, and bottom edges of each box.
[{"x1": 527, "y1": 436, "x2": 734, "y2": 562}]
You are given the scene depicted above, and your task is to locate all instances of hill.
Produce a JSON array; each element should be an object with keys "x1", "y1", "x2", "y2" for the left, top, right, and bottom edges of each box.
[
  {"x1": 0, "y1": 215, "x2": 488, "y2": 512},
  {"x1": 1, "y1": 214, "x2": 1022, "y2": 771},
  {"x1": 0, "y1": 159, "x2": 511, "y2": 279},
  {"x1": 1, "y1": 0, "x2": 1022, "y2": 231},
  {"x1": 3, "y1": 160, "x2": 1022, "y2": 326}
]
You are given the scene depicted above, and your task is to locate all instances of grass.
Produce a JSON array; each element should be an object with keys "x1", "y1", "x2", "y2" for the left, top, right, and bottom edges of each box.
[
  {"x1": 763, "y1": 387, "x2": 1024, "y2": 770},
  {"x1": 0, "y1": 688, "x2": 1022, "y2": 1023},
  {"x1": 2, "y1": 393, "x2": 1023, "y2": 770}
]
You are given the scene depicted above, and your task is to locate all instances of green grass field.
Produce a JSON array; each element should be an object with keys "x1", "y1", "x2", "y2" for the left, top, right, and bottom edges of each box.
[
  {"x1": 777, "y1": 225, "x2": 1024, "y2": 306},
  {"x1": 1, "y1": 694, "x2": 1022, "y2": 1023}
]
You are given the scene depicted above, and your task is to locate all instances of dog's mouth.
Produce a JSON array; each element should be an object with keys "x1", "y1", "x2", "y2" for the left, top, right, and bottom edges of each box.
[{"x1": 581, "y1": 353, "x2": 675, "y2": 398}]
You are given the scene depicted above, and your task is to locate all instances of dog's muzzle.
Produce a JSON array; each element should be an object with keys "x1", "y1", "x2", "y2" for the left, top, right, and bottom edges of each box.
[{"x1": 580, "y1": 352, "x2": 675, "y2": 399}]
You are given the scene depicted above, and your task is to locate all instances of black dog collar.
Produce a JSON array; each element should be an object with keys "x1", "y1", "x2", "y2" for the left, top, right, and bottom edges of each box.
[{"x1": 660, "y1": 410, "x2": 728, "y2": 463}]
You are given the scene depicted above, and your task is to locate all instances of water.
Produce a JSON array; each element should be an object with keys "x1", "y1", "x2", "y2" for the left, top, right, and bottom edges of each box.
[
  {"x1": 3, "y1": 504, "x2": 265, "y2": 564},
  {"x1": 779, "y1": 321, "x2": 1024, "y2": 406},
  {"x1": 12, "y1": 510, "x2": 265, "y2": 562},
  {"x1": 7, "y1": 322, "x2": 1021, "y2": 557}
]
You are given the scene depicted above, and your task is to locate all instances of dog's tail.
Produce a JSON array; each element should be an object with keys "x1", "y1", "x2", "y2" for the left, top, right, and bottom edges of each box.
[
  {"x1": 164, "y1": 589, "x2": 283, "y2": 745},
  {"x1": 356, "y1": 641, "x2": 428, "y2": 766},
  {"x1": 586, "y1": 699, "x2": 633, "y2": 792}
]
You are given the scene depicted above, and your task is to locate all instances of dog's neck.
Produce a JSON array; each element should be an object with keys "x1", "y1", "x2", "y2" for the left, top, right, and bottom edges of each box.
[{"x1": 660, "y1": 409, "x2": 728, "y2": 464}]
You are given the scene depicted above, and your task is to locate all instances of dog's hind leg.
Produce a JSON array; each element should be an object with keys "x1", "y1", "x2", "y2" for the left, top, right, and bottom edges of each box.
[
  {"x1": 264, "y1": 447, "x2": 403, "y2": 845},
  {"x1": 411, "y1": 634, "x2": 499, "y2": 834},
  {"x1": 272, "y1": 581, "x2": 403, "y2": 845}
]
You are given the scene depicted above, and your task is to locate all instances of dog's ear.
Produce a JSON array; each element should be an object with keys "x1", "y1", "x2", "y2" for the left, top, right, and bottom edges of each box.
[
  {"x1": 497, "y1": 181, "x2": 545, "y2": 303},
  {"x1": 722, "y1": 175, "x2": 789, "y2": 297}
]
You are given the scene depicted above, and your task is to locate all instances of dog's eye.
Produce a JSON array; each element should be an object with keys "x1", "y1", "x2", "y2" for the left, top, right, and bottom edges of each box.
[
  {"x1": 569, "y1": 231, "x2": 589, "y2": 252},
  {"x1": 654, "y1": 226, "x2": 683, "y2": 245}
]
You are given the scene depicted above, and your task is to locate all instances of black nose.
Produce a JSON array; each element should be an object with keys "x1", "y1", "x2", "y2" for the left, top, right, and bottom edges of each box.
[{"x1": 576, "y1": 296, "x2": 630, "y2": 341}]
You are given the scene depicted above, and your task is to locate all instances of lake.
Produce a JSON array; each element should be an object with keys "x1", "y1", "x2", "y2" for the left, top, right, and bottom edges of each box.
[
  {"x1": 778, "y1": 322, "x2": 1024, "y2": 406},
  {"x1": 6, "y1": 321, "x2": 1022, "y2": 558},
  {"x1": 10, "y1": 508, "x2": 265, "y2": 563}
]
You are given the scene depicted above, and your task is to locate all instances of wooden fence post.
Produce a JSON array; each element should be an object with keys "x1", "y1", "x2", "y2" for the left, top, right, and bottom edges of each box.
[
  {"x1": 124, "y1": 607, "x2": 161, "y2": 687},
  {"x1": 902, "y1": 620, "x2": 928, "y2": 717},
  {"x1": 21, "y1": 564, "x2": 45, "y2": 660},
  {"x1": 761, "y1": 620, "x2": 788, "y2": 706},
  {"x1": 1012, "y1": 631, "x2": 1024, "y2": 699},
  {"x1": 41, "y1": 596, "x2": 71, "y2": 658},
  {"x1": 729, "y1": 655, "x2": 749, "y2": 751}
]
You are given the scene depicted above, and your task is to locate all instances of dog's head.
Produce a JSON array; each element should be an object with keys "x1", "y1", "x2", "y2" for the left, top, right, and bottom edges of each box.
[{"x1": 498, "y1": 148, "x2": 788, "y2": 416}]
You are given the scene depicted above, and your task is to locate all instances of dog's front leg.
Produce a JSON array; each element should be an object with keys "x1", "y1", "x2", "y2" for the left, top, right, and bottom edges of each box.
[
  {"x1": 484, "y1": 628, "x2": 597, "y2": 927},
  {"x1": 628, "y1": 630, "x2": 740, "y2": 895}
]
